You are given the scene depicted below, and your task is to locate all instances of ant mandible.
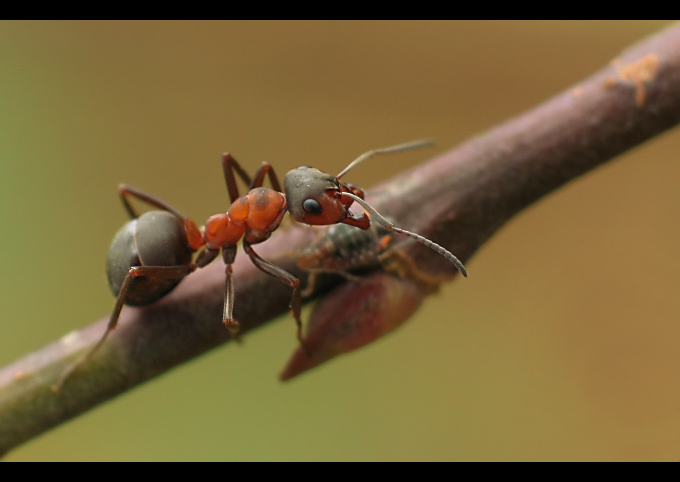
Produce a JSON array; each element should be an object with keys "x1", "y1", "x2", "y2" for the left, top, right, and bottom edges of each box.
[{"x1": 55, "y1": 140, "x2": 466, "y2": 389}]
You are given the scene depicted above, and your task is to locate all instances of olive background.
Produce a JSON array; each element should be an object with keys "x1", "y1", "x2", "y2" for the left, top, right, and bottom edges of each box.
[{"x1": 2, "y1": 21, "x2": 680, "y2": 461}]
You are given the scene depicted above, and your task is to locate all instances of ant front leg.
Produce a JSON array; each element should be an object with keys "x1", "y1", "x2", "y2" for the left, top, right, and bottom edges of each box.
[{"x1": 243, "y1": 241, "x2": 310, "y2": 357}]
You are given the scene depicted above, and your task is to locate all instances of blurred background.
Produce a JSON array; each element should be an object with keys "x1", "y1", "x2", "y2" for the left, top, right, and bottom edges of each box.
[{"x1": 1, "y1": 21, "x2": 679, "y2": 461}]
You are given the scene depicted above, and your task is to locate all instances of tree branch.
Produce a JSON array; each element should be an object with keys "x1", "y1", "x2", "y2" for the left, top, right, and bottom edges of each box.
[{"x1": 1, "y1": 23, "x2": 680, "y2": 456}]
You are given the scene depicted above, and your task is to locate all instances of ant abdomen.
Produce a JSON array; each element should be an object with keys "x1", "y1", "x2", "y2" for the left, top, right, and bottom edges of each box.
[{"x1": 106, "y1": 210, "x2": 193, "y2": 306}]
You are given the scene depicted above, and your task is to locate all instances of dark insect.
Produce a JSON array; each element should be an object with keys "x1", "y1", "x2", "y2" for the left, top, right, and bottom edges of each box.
[{"x1": 298, "y1": 222, "x2": 393, "y2": 296}]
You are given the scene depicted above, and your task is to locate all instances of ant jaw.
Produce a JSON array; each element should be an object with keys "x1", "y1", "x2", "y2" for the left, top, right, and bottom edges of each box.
[{"x1": 340, "y1": 212, "x2": 370, "y2": 230}]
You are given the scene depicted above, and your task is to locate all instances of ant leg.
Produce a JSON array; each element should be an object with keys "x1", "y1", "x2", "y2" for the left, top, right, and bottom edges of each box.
[
  {"x1": 219, "y1": 246, "x2": 239, "y2": 334},
  {"x1": 250, "y1": 162, "x2": 282, "y2": 192},
  {"x1": 118, "y1": 185, "x2": 204, "y2": 251},
  {"x1": 54, "y1": 264, "x2": 196, "y2": 391},
  {"x1": 222, "y1": 153, "x2": 253, "y2": 203},
  {"x1": 223, "y1": 264, "x2": 236, "y2": 331},
  {"x1": 195, "y1": 246, "x2": 239, "y2": 336},
  {"x1": 118, "y1": 184, "x2": 187, "y2": 220},
  {"x1": 243, "y1": 242, "x2": 310, "y2": 357}
]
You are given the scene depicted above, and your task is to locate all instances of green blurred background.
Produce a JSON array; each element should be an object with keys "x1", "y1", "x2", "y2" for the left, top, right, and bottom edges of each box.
[{"x1": 2, "y1": 21, "x2": 680, "y2": 461}]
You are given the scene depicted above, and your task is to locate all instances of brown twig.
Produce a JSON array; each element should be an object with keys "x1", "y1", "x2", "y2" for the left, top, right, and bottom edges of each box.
[{"x1": 1, "y1": 23, "x2": 680, "y2": 456}]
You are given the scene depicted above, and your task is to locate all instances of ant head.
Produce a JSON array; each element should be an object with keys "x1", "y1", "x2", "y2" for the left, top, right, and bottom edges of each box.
[{"x1": 283, "y1": 166, "x2": 354, "y2": 226}]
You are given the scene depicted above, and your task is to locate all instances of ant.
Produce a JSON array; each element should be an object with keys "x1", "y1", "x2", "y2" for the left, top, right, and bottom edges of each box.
[{"x1": 55, "y1": 140, "x2": 466, "y2": 390}]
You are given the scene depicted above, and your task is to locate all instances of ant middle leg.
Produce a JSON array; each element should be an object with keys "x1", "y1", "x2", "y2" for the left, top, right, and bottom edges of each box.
[
  {"x1": 194, "y1": 244, "x2": 241, "y2": 337},
  {"x1": 219, "y1": 246, "x2": 239, "y2": 335},
  {"x1": 250, "y1": 162, "x2": 282, "y2": 192}
]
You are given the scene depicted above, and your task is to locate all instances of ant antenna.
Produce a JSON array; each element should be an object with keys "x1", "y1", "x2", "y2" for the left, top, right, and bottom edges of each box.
[
  {"x1": 336, "y1": 140, "x2": 434, "y2": 180},
  {"x1": 340, "y1": 192, "x2": 468, "y2": 278}
]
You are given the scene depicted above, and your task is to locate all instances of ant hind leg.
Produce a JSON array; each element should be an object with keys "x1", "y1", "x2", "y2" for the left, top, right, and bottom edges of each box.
[{"x1": 53, "y1": 263, "x2": 195, "y2": 392}]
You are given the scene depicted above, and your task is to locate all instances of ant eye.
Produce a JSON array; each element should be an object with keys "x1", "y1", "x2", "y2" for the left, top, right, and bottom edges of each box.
[{"x1": 302, "y1": 198, "x2": 323, "y2": 215}]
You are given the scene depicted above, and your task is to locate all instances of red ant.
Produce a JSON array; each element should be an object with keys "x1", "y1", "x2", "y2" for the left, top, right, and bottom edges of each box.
[{"x1": 55, "y1": 140, "x2": 466, "y2": 390}]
